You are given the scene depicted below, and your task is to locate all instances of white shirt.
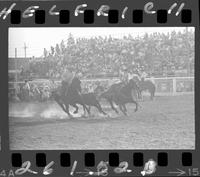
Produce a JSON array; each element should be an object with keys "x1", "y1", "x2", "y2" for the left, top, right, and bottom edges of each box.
[{"x1": 141, "y1": 72, "x2": 148, "y2": 79}]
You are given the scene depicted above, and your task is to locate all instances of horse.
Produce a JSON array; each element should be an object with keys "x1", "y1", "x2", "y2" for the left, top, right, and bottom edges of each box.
[
  {"x1": 51, "y1": 77, "x2": 90, "y2": 118},
  {"x1": 99, "y1": 82, "x2": 124, "y2": 114},
  {"x1": 81, "y1": 92, "x2": 108, "y2": 116},
  {"x1": 99, "y1": 79, "x2": 140, "y2": 116},
  {"x1": 137, "y1": 79, "x2": 156, "y2": 100},
  {"x1": 51, "y1": 90, "x2": 108, "y2": 117}
]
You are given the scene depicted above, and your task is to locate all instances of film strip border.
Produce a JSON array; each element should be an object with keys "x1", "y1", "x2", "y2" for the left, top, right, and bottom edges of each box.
[
  {"x1": 1, "y1": 151, "x2": 195, "y2": 176},
  {"x1": 10, "y1": 8, "x2": 192, "y2": 25},
  {"x1": 11, "y1": 152, "x2": 192, "y2": 167},
  {"x1": 0, "y1": 0, "x2": 198, "y2": 26}
]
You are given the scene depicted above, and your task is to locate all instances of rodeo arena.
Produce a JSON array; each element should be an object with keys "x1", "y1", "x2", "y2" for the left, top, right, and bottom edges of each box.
[{"x1": 9, "y1": 28, "x2": 195, "y2": 150}]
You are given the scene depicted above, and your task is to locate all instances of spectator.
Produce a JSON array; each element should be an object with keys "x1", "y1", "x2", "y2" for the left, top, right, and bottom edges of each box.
[
  {"x1": 9, "y1": 29, "x2": 195, "y2": 101},
  {"x1": 22, "y1": 80, "x2": 31, "y2": 101}
]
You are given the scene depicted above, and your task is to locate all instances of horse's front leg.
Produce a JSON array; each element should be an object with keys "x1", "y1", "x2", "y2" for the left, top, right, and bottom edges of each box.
[
  {"x1": 64, "y1": 104, "x2": 74, "y2": 118},
  {"x1": 71, "y1": 104, "x2": 79, "y2": 114},
  {"x1": 108, "y1": 99, "x2": 119, "y2": 114},
  {"x1": 131, "y1": 99, "x2": 139, "y2": 112},
  {"x1": 56, "y1": 100, "x2": 67, "y2": 113},
  {"x1": 123, "y1": 104, "x2": 128, "y2": 114},
  {"x1": 82, "y1": 105, "x2": 91, "y2": 117},
  {"x1": 137, "y1": 89, "x2": 142, "y2": 101},
  {"x1": 82, "y1": 104, "x2": 90, "y2": 116},
  {"x1": 119, "y1": 104, "x2": 127, "y2": 116},
  {"x1": 96, "y1": 102, "x2": 107, "y2": 116}
]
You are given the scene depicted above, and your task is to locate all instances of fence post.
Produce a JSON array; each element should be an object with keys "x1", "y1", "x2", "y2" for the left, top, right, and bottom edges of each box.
[{"x1": 172, "y1": 78, "x2": 177, "y2": 95}]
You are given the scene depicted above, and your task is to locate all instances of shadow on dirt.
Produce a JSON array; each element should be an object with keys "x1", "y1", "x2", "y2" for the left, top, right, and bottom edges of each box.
[{"x1": 9, "y1": 114, "x2": 131, "y2": 128}]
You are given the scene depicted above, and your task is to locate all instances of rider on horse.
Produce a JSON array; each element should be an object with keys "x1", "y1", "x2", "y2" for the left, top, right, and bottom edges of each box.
[
  {"x1": 119, "y1": 66, "x2": 129, "y2": 85},
  {"x1": 139, "y1": 68, "x2": 148, "y2": 82},
  {"x1": 61, "y1": 68, "x2": 75, "y2": 96}
]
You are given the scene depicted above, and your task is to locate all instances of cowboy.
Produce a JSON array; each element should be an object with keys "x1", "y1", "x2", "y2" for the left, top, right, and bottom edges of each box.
[
  {"x1": 61, "y1": 68, "x2": 75, "y2": 96},
  {"x1": 119, "y1": 66, "x2": 128, "y2": 84},
  {"x1": 22, "y1": 80, "x2": 31, "y2": 101},
  {"x1": 120, "y1": 67, "x2": 129, "y2": 84},
  {"x1": 140, "y1": 69, "x2": 148, "y2": 82}
]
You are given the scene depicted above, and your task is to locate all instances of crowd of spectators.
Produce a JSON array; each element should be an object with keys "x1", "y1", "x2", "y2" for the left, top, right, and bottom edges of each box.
[
  {"x1": 9, "y1": 29, "x2": 195, "y2": 102},
  {"x1": 28, "y1": 29, "x2": 194, "y2": 80}
]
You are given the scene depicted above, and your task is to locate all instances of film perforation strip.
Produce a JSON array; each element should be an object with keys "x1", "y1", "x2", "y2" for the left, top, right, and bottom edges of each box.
[
  {"x1": 182, "y1": 152, "x2": 192, "y2": 166},
  {"x1": 133, "y1": 153, "x2": 144, "y2": 167},
  {"x1": 11, "y1": 153, "x2": 22, "y2": 168},
  {"x1": 84, "y1": 10, "x2": 94, "y2": 24},
  {"x1": 108, "y1": 10, "x2": 119, "y2": 24},
  {"x1": 157, "y1": 152, "x2": 168, "y2": 166},
  {"x1": 109, "y1": 153, "x2": 119, "y2": 167},
  {"x1": 85, "y1": 153, "x2": 95, "y2": 167},
  {"x1": 11, "y1": 152, "x2": 194, "y2": 168},
  {"x1": 10, "y1": 10, "x2": 21, "y2": 24},
  {"x1": 35, "y1": 10, "x2": 45, "y2": 24},
  {"x1": 132, "y1": 10, "x2": 143, "y2": 23},
  {"x1": 60, "y1": 153, "x2": 71, "y2": 167},
  {"x1": 59, "y1": 10, "x2": 70, "y2": 24},
  {"x1": 181, "y1": 9, "x2": 192, "y2": 23},
  {"x1": 36, "y1": 153, "x2": 47, "y2": 167},
  {"x1": 157, "y1": 10, "x2": 168, "y2": 23},
  {"x1": 9, "y1": 8, "x2": 192, "y2": 25}
]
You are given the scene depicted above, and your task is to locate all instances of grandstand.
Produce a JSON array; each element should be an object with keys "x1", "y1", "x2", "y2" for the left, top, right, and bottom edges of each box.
[
  {"x1": 8, "y1": 28, "x2": 194, "y2": 101},
  {"x1": 26, "y1": 29, "x2": 194, "y2": 79}
]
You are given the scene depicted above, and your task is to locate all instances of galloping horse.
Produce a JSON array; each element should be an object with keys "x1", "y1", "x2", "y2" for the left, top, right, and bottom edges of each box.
[
  {"x1": 99, "y1": 82, "x2": 124, "y2": 114},
  {"x1": 52, "y1": 77, "x2": 90, "y2": 118},
  {"x1": 134, "y1": 77, "x2": 156, "y2": 100},
  {"x1": 100, "y1": 79, "x2": 140, "y2": 116},
  {"x1": 51, "y1": 77, "x2": 108, "y2": 117}
]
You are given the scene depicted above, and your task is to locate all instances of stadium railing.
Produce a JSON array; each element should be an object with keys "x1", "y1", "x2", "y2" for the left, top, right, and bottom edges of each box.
[{"x1": 8, "y1": 77, "x2": 194, "y2": 96}]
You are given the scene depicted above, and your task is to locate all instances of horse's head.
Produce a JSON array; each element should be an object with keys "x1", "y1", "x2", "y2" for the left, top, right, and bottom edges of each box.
[
  {"x1": 128, "y1": 79, "x2": 138, "y2": 90},
  {"x1": 132, "y1": 76, "x2": 140, "y2": 84}
]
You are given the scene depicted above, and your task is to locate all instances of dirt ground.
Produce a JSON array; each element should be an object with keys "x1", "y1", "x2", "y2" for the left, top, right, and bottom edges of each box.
[{"x1": 9, "y1": 94, "x2": 195, "y2": 150}]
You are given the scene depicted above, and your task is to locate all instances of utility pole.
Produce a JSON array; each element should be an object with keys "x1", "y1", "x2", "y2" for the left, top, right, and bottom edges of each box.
[
  {"x1": 23, "y1": 43, "x2": 28, "y2": 58},
  {"x1": 15, "y1": 48, "x2": 18, "y2": 82},
  {"x1": 15, "y1": 48, "x2": 17, "y2": 58}
]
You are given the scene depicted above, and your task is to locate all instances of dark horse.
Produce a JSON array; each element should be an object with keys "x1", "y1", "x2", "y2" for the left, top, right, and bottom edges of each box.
[
  {"x1": 51, "y1": 77, "x2": 107, "y2": 117},
  {"x1": 81, "y1": 92, "x2": 107, "y2": 116},
  {"x1": 136, "y1": 78, "x2": 156, "y2": 100},
  {"x1": 51, "y1": 77, "x2": 90, "y2": 118},
  {"x1": 99, "y1": 79, "x2": 139, "y2": 116}
]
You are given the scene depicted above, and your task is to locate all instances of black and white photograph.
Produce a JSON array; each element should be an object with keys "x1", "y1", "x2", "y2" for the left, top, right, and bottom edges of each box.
[{"x1": 9, "y1": 27, "x2": 195, "y2": 150}]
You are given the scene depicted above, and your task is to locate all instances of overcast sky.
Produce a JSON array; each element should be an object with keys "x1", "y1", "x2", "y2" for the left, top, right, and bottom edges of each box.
[{"x1": 9, "y1": 27, "x2": 194, "y2": 58}]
